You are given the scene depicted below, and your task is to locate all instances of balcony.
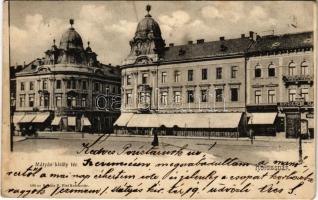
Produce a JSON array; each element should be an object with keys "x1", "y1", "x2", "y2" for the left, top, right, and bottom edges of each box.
[{"x1": 282, "y1": 75, "x2": 313, "y2": 86}]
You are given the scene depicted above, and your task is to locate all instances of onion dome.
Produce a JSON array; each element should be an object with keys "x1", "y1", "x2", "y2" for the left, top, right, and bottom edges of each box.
[
  {"x1": 59, "y1": 19, "x2": 84, "y2": 50},
  {"x1": 134, "y1": 5, "x2": 163, "y2": 40}
]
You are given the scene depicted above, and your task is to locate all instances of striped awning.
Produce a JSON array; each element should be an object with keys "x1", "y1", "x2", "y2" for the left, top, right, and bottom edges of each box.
[
  {"x1": 13, "y1": 113, "x2": 25, "y2": 123},
  {"x1": 114, "y1": 113, "x2": 134, "y2": 127},
  {"x1": 19, "y1": 114, "x2": 37, "y2": 123},
  {"x1": 33, "y1": 112, "x2": 50, "y2": 123},
  {"x1": 51, "y1": 116, "x2": 62, "y2": 126}
]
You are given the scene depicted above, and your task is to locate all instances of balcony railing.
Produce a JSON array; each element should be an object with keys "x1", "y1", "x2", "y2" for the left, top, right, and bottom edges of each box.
[{"x1": 282, "y1": 75, "x2": 313, "y2": 85}]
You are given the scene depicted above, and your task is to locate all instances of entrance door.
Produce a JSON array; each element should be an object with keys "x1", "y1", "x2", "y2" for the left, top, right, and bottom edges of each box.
[{"x1": 285, "y1": 113, "x2": 301, "y2": 138}]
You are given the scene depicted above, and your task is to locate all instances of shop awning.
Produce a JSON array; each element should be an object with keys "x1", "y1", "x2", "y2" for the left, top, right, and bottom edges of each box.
[
  {"x1": 19, "y1": 113, "x2": 37, "y2": 123},
  {"x1": 114, "y1": 113, "x2": 134, "y2": 127},
  {"x1": 308, "y1": 118, "x2": 315, "y2": 129},
  {"x1": 248, "y1": 113, "x2": 277, "y2": 125},
  {"x1": 126, "y1": 113, "x2": 243, "y2": 129},
  {"x1": 81, "y1": 117, "x2": 91, "y2": 126},
  {"x1": 68, "y1": 117, "x2": 76, "y2": 126},
  {"x1": 32, "y1": 112, "x2": 50, "y2": 123},
  {"x1": 51, "y1": 116, "x2": 62, "y2": 126},
  {"x1": 13, "y1": 113, "x2": 25, "y2": 123}
]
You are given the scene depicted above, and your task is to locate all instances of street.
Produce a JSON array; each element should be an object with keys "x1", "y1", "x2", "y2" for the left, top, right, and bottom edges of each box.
[{"x1": 12, "y1": 133, "x2": 313, "y2": 164}]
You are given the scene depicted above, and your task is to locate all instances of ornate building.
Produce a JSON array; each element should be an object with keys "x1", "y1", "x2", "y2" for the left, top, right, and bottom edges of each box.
[
  {"x1": 246, "y1": 32, "x2": 314, "y2": 138},
  {"x1": 115, "y1": 5, "x2": 314, "y2": 139},
  {"x1": 115, "y1": 6, "x2": 252, "y2": 137},
  {"x1": 13, "y1": 20, "x2": 121, "y2": 135}
]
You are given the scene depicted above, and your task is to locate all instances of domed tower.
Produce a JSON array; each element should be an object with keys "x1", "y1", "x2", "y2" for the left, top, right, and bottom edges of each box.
[
  {"x1": 123, "y1": 5, "x2": 165, "y2": 65},
  {"x1": 56, "y1": 19, "x2": 87, "y2": 65}
]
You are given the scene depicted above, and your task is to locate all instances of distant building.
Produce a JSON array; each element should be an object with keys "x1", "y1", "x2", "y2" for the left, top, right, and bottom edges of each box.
[
  {"x1": 246, "y1": 32, "x2": 314, "y2": 138},
  {"x1": 13, "y1": 20, "x2": 121, "y2": 135},
  {"x1": 115, "y1": 5, "x2": 314, "y2": 138}
]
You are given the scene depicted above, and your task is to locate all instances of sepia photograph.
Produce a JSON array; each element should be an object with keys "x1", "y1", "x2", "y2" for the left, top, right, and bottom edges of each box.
[{"x1": 2, "y1": 1, "x2": 316, "y2": 199}]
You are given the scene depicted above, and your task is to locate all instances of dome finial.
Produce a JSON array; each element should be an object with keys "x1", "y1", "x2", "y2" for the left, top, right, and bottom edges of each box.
[
  {"x1": 70, "y1": 19, "x2": 74, "y2": 27},
  {"x1": 87, "y1": 41, "x2": 90, "y2": 47},
  {"x1": 53, "y1": 38, "x2": 56, "y2": 45},
  {"x1": 145, "y1": 4, "x2": 151, "y2": 17}
]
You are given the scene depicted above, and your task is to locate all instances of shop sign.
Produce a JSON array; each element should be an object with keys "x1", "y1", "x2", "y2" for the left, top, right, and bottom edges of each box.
[{"x1": 306, "y1": 113, "x2": 314, "y2": 118}]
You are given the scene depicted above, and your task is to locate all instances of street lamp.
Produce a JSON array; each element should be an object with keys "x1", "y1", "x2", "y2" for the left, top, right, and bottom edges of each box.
[{"x1": 295, "y1": 97, "x2": 304, "y2": 163}]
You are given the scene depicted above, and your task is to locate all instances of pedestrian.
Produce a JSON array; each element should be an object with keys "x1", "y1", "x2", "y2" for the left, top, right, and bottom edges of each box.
[
  {"x1": 151, "y1": 128, "x2": 159, "y2": 146},
  {"x1": 249, "y1": 128, "x2": 254, "y2": 144}
]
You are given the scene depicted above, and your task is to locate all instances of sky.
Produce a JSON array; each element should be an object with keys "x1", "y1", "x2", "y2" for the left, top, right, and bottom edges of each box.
[{"x1": 9, "y1": 1, "x2": 314, "y2": 66}]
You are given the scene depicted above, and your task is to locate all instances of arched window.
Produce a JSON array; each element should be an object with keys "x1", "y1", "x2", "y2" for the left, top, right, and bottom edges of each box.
[
  {"x1": 288, "y1": 62, "x2": 296, "y2": 76},
  {"x1": 255, "y1": 64, "x2": 261, "y2": 78},
  {"x1": 301, "y1": 61, "x2": 309, "y2": 75},
  {"x1": 268, "y1": 64, "x2": 275, "y2": 77}
]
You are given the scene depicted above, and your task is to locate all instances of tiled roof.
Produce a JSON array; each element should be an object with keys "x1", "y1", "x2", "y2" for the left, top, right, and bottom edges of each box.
[
  {"x1": 161, "y1": 37, "x2": 254, "y2": 62},
  {"x1": 248, "y1": 31, "x2": 313, "y2": 53}
]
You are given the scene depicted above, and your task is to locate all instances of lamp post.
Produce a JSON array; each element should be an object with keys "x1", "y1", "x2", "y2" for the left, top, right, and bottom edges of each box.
[{"x1": 295, "y1": 97, "x2": 304, "y2": 163}]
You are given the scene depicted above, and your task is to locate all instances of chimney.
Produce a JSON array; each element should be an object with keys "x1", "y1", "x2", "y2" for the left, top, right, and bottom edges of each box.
[
  {"x1": 220, "y1": 36, "x2": 225, "y2": 41},
  {"x1": 197, "y1": 39, "x2": 205, "y2": 44},
  {"x1": 188, "y1": 41, "x2": 193, "y2": 45},
  {"x1": 241, "y1": 34, "x2": 245, "y2": 38},
  {"x1": 169, "y1": 43, "x2": 174, "y2": 47}
]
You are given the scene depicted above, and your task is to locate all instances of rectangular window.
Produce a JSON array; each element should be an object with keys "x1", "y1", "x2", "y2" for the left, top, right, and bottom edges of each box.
[
  {"x1": 301, "y1": 65, "x2": 308, "y2": 75},
  {"x1": 126, "y1": 93, "x2": 132, "y2": 105},
  {"x1": 142, "y1": 73, "x2": 148, "y2": 84},
  {"x1": 231, "y1": 66, "x2": 238, "y2": 78},
  {"x1": 187, "y1": 90, "x2": 194, "y2": 103},
  {"x1": 71, "y1": 80, "x2": 76, "y2": 89},
  {"x1": 301, "y1": 88, "x2": 309, "y2": 102},
  {"x1": 268, "y1": 90, "x2": 276, "y2": 103},
  {"x1": 255, "y1": 90, "x2": 261, "y2": 104},
  {"x1": 289, "y1": 66, "x2": 295, "y2": 76},
  {"x1": 161, "y1": 72, "x2": 167, "y2": 83},
  {"x1": 231, "y1": 88, "x2": 238, "y2": 102},
  {"x1": 160, "y1": 91, "x2": 168, "y2": 105},
  {"x1": 56, "y1": 96, "x2": 62, "y2": 107},
  {"x1": 29, "y1": 82, "x2": 34, "y2": 90},
  {"x1": 289, "y1": 89, "x2": 296, "y2": 102},
  {"x1": 202, "y1": 68, "x2": 208, "y2": 80},
  {"x1": 201, "y1": 90, "x2": 208, "y2": 102},
  {"x1": 29, "y1": 95, "x2": 34, "y2": 107},
  {"x1": 71, "y1": 97, "x2": 76, "y2": 107},
  {"x1": 268, "y1": 65, "x2": 275, "y2": 77},
  {"x1": 67, "y1": 96, "x2": 72, "y2": 107},
  {"x1": 19, "y1": 95, "x2": 25, "y2": 107},
  {"x1": 82, "y1": 81, "x2": 87, "y2": 90},
  {"x1": 94, "y1": 82, "x2": 99, "y2": 92},
  {"x1": 188, "y1": 70, "x2": 193, "y2": 81},
  {"x1": 56, "y1": 80, "x2": 61, "y2": 89},
  {"x1": 43, "y1": 80, "x2": 47, "y2": 90},
  {"x1": 67, "y1": 80, "x2": 71, "y2": 89},
  {"x1": 174, "y1": 71, "x2": 181, "y2": 82},
  {"x1": 215, "y1": 89, "x2": 223, "y2": 102},
  {"x1": 174, "y1": 91, "x2": 181, "y2": 103},
  {"x1": 20, "y1": 82, "x2": 25, "y2": 91},
  {"x1": 44, "y1": 95, "x2": 49, "y2": 107},
  {"x1": 82, "y1": 97, "x2": 86, "y2": 107},
  {"x1": 127, "y1": 75, "x2": 132, "y2": 85},
  {"x1": 216, "y1": 67, "x2": 222, "y2": 79}
]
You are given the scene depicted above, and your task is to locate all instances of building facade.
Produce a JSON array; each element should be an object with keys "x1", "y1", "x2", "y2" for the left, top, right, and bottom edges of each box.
[
  {"x1": 13, "y1": 20, "x2": 121, "y2": 135},
  {"x1": 246, "y1": 32, "x2": 314, "y2": 138},
  {"x1": 115, "y1": 6, "x2": 254, "y2": 137},
  {"x1": 115, "y1": 6, "x2": 314, "y2": 138}
]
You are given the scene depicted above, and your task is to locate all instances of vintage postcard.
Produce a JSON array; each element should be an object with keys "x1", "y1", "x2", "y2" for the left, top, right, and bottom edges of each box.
[{"x1": 1, "y1": 1, "x2": 316, "y2": 199}]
